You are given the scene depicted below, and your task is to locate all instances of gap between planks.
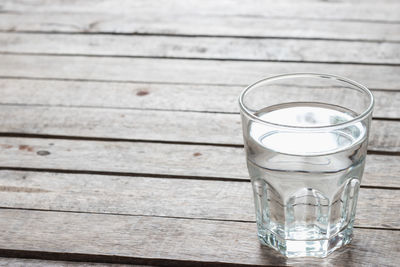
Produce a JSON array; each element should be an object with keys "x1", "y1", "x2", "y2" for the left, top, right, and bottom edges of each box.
[
  {"x1": 0, "y1": 102, "x2": 398, "y2": 121},
  {"x1": 0, "y1": 104, "x2": 396, "y2": 123},
  {"x1": 3, "y1": 51, "x2": 399, "y2": 67},
  {"x1": 0, "y1": 75, "x2": 399, "y2": 92},
  {"x1": 2, "y1": 30, "x2": 400, "y2": 43}
]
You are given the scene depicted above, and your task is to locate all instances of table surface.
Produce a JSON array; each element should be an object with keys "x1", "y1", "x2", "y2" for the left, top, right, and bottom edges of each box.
[{"x1": 0, "y1": 0, "x2": 399, "y2": 266}]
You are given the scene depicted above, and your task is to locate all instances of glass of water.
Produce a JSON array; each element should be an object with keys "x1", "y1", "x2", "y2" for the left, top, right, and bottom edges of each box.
[{"x1": 239, "y1": 73, "x2": 374, "y2": 258}]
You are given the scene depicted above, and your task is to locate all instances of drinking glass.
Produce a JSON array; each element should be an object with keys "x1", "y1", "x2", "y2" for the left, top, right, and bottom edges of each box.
[{"x1": 238, "y1": 73, "x2": 374, "y2": 258}]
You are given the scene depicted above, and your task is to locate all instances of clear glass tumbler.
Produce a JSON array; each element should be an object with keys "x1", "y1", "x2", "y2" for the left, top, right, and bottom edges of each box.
[{"x1": 239, "y1": 73, "x2": 374, "y2": 258}]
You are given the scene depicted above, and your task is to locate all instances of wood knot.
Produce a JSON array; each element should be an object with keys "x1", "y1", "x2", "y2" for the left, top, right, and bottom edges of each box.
[
  {"x1": 193, "y1": 152, "x2": 202, "y2": 157},
  {"x1": 196, "y1": 47, "x2": 207, "y2": 53},
  {"x1": 37, "y1": 150, "x2": 51, "y2": 156},
  {"x1": 136, "y1": 90, "x2": 149, "y2": 96}
]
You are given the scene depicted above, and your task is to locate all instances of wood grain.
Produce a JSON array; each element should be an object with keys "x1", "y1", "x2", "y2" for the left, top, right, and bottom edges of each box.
[
  {"x1": 0, "y1": 137, "x2": 398, "y2": 188},
  {"x1": 0, "y1": 79, "x2": 399, "y2": 118},
  {"x1": 0, "y1": 257, "x2": 135, "y2": 266},
  {"x1": 0, "y1": 209, "x2": 398, "y2": 266},
  {"x1": 0, "y1": 55, "x2": 400, "y2": 90},
  {"x1": 0, "y1": 0, "x2": 398, "y2": 265},
  {"x1": 4, "y1": 0, "x2": 399, "y2": 22},
  {"x1": 1, "y1": 33, "x2": 400, "y2": 64},
  {"x1": 0, "y1": 105, "x2": 398, "y2": 152},
  {"x1": 1, "y1": 0, "x2": 400, "y2": 41},
  {"x1": 0, "y1": 170, "x2": 398, "y2": 229}
]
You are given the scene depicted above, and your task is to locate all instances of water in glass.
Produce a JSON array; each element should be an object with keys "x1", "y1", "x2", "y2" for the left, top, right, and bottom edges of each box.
[{"x1": 246, "y1": 102, "x2": 368, "y2": 257}]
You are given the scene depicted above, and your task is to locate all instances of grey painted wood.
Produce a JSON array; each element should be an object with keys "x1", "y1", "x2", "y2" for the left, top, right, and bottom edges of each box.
[
  {"x1": 0, "y1": 209, "x2": 398, "y2": 266},
  {"x1": 0, "y1": 79, "x2": 398, "y2": 118},
  {"x1": 0, "y1": 79, "x2": 244, "y2": 113},
  {"x1": 0, "y1": 0, "x2": 398, "y2": 265},
  {"x1": 3, "y1": 0, "x2": 399, "y2": 22},
  {"x1": 0, "y1": 170, "x2": 398, "y2": 229},
  {"x1": 3, "y1": 15, "x2": 399, "y2": 42},
  {"x1": 0, "y1": 105, "x2": 398, "y2": 152},
  {"x1": 0, "y1": 105, "x2": 243, "y2": 145},
  {"x1": 0, "y1": 137, "x2": 398, "y2": 188},
  {"x1": 0, "y1": 257, "x2": 135, "y2": 266},
  {"x1": 1, "y1": 33, "x2": 400, "y2": 64},
  {"x1": 0, "y1": 55, "x2": 399, "y2": 90},
  {"x1": 1, "y1": 0, "x2": 400, "y2": 41},
  {"x1": 368, "y1": 120, "x2": 400, "y2": 152}
]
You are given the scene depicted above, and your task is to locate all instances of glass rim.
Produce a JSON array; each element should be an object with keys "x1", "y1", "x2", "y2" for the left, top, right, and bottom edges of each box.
[{"x1": 238, "y1": 73, "x2": 374, "y2": 131}]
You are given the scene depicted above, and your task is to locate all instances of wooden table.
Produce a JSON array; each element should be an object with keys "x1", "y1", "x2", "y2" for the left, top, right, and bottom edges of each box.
[{"x1": 0, "y1": 0, "x2": 399, "y2": 266}]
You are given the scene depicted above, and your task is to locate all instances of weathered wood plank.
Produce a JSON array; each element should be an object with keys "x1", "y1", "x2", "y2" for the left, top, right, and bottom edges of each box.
[
  {"x1": 0, "y1": 170, "x2": 398, "y2": 229},
  {"x1": 0, "y1": 79, "x2": 243, "y2": 113},
  {"x1": 1, "y1": 33, "x2": 400, "y2": 64},
  {"x1": 0, "y1": 209, "x2": 398, "y2": 266},
  {"x1": 0, "y1": 105, "x2": 243, "y2": 145},
  {"x1": 0, "y1": 105, "x2": 398, "y2": 152},
  {"x1": 0, "y1": 55, "x2": 399, "y2": 90},
  {"x1": 1, "y1": 0, "x2": 400, "y2": 41},
  {"x1": 0, "y1": 257, "x2": 135, "y2": 266},
  {"x1": 3, "y1": 14, "x2": 399, "y2": 42},
  {"x1": 0, "y1": 79, "x2": 399, "y2": 118},
  {"x1": 0, "y1": 138, "x2": 398, "y2": 188},
  {"x1": 4, "y1": 0, "x2": 399, "y2": 22},
  {"x1": 368, "y1": 121, "x2": 400, "y2": 152}
]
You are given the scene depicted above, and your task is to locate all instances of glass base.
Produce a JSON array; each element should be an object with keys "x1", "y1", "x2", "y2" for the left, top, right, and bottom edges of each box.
[{"x1": 258, "y1": 225, "x2": 353, "y2": 258}]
